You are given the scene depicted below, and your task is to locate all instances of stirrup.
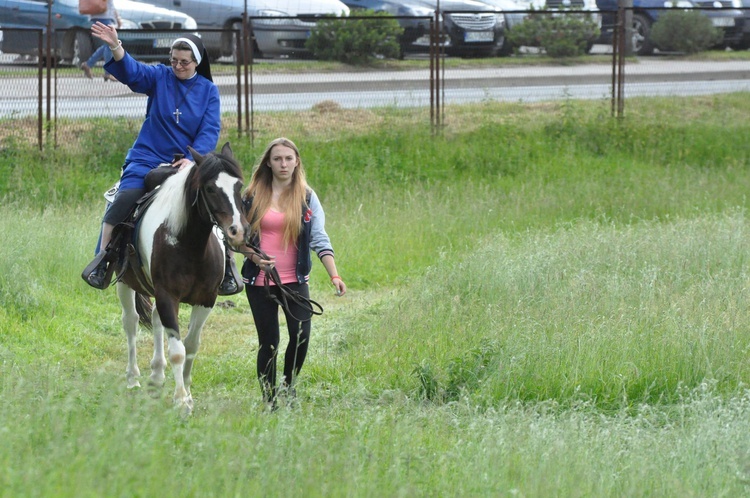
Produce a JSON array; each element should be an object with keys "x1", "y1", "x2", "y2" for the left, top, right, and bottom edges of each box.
[
  {"x1": 218, "y1": 253, "x2": 244, "y2": 296},
  {"x1": 218, "y1": 273, "x2": 243, "y2": 296},
  {"x1": 81, "y1": 250, "x2": 117, "y2": 290}
]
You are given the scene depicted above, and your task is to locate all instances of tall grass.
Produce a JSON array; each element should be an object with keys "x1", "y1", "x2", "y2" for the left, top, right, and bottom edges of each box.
[{"x1": 3, "y1": 94, "x2": 750, "y2": 496}]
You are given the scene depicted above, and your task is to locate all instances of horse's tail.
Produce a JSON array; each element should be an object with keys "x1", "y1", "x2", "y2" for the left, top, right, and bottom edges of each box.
[{"x1": 136, "y1": 293, "x2": 153, "y2": 330}]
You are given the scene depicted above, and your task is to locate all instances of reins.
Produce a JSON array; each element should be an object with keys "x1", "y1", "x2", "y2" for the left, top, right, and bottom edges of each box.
[
  {"x1": 195, "y1": 168, "x2": 324, "y2": 322},
  {"x1": 230, "y1": 244, "x2": 324, "y2": 322}
]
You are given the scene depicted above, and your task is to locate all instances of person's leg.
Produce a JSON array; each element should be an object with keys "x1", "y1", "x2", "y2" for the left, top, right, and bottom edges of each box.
[
  {"x1": 99, "y1": 221, "x2": 115, "y2": 253},
  {"x1": 86, "y1": 43, "x2": 107, "y2": 69},
  {"x1": 83, "y1": 187, "x2": 144, "y2": 289},
  {"x1": 280, "y1": 283, "x2": 312, "y2": 392},
  {"x1": 246, "y1": 285, "x2": 281, "y2": 404}
]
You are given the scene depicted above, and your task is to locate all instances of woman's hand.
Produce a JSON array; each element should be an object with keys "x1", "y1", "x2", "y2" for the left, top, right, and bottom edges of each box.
[
  {"x1": 91, "y1": 21, "x2": 118, "y2": 47},
  {"x1": 258, "y1": 255, "x2": 275, "y2": 272},
  {"x1": 331, "y1": 276, "x2": 347, "y2": 297},
  {"x1": 172, "y1": 158, "x2": 193, "y2": 171}
]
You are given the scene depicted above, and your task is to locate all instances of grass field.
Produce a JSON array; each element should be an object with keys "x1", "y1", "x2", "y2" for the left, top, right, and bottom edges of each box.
[{"x1": 2, "y1": 93, "x2": 750, "y2": 496}]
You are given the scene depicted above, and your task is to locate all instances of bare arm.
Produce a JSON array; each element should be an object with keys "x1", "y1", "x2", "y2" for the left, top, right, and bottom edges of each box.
[
  {"x1": 321, "y1": 254, "x2": 346, "y2": 296},
  {"x1": 91, "y1": 21, "x2": 124, "y2": 61}
]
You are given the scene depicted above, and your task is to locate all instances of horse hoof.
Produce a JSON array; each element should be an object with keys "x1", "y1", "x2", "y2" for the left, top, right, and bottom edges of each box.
[
  {"x1": 127, "y1": 380, "x2": 141, "y2": 389},
  {"x1": 146, "y1": 381, "x2": 164, "y2": 398},
  {"x1": 175, "y1": 399, "x2": 193, "y2": 417}
]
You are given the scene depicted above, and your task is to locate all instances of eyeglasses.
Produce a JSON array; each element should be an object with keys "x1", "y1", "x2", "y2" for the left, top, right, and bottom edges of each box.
[{"x1": 170, "y1": 58, "x2": 195, "y2": 67}]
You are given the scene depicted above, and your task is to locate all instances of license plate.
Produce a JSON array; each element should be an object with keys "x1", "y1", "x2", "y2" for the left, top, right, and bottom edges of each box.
[
  {"x1": 153, "y1": 38, "x2": 173, "y2": 48},
  {"x1": 712, "y1": 17, "x2": 735, "y2": 27},
  {"x1": 464, "y1": 31, "x2": 494, "y2": 43}
]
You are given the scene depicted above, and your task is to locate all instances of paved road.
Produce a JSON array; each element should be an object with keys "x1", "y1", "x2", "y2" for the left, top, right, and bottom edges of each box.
[{"x1": 1, "y1": 58, "x2": 749, "y2": 117}]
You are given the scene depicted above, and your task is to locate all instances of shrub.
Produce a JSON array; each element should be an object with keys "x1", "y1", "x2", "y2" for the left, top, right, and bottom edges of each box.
[
  {"x1": 306, "y1": 11, "x2": 403, "y2": 65},
  {"x1": 506, "y1": 11, "x2": 600, "y2": 58},
  {"x1": 650, "y1": 10, "x2": 722, "y2": 54}
]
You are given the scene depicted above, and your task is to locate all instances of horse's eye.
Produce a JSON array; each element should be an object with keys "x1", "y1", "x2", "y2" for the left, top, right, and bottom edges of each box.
[{"x1": 205, "y1": 186, "x2": 216, "y2": 194}]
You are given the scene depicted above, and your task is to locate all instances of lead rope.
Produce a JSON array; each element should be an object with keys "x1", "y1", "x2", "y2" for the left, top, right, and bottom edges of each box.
[{"x1": 230, "y1": 244, "x2": 323, "y2": 322}]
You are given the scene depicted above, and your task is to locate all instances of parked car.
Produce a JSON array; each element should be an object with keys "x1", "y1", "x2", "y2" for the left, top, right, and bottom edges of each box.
[
  {"x1": 596, "y1": 0, "x2": 747, "y2": 55},
  {"x1": 140, "y1": 0, "x2": 350, "y2": 60},
  {"x1": 0, "y1": 0, "x2": 197, "y2": 65},
  {"x1": 114, "y1": 0, "x2": 199, "y2": 60},
  {"x1": 730, "y1": 0, "x2": 750, "y2": 49},
  {"x1": 342, "y1": 0, "x2": 506, "y2": 57}
]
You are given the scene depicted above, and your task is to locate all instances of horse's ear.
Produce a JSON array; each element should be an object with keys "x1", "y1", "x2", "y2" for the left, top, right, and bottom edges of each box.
[
  {"x1": 220, "y1": 142, "x2": 233, "y2": 158},
  {"x1": 188, "y1": 146, "x2": 203, "y2": 164}
]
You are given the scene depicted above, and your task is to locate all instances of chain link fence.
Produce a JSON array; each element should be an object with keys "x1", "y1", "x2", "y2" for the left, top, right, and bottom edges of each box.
[{"x1": 1, "y1": 9, "x2": 749, "y2": 151}]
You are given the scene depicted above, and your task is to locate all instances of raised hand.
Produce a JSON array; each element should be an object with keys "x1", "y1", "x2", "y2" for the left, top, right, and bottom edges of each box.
[{"x1": 91, "y1": 21, "x2": 119, "y2": 47}]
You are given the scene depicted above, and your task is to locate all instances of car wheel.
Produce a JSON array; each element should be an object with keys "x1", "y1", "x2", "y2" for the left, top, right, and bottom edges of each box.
[
  {"x1": 65, "y1": 30, "x2": 92, "y2": 66},
  {"x1": 498, "y1": 37, "x2": 514, "y2": 56},
  {"x1": 632, "y1": 13, "x2": 654, "y2": 56},
  {"x1": 229, "y1": 21, "x2": 263, "y2": 63}
]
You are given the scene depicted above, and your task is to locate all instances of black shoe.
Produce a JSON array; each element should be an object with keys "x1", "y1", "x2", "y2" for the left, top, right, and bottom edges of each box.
[
  {"x1": 218, "y1": 251, "x2": 244, "y2": 296},
  {"x1": 218, "y1": 272, "x2": 240, "y2": 295},
  {"x1": 83, "y1": 259, "x2": 110, "y2": 290}
]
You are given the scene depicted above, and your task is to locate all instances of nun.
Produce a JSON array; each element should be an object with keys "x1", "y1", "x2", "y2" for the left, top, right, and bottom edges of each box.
[{"x1": 82, "y1": 23, "x2": 239, "y2": 294}]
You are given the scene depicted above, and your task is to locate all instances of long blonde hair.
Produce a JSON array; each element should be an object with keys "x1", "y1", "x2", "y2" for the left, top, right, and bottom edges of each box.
[{"x1": 243, "y1": 137, "x2": 309, "y2": 248}]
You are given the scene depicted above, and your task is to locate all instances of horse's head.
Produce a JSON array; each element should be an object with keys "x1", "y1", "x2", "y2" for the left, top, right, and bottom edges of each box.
[{"x1": 188, "y1": 142, "x2": 249, "y2": 250}]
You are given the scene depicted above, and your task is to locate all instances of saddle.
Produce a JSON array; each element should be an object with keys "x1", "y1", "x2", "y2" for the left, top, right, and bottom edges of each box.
[{"x1": 83, "y1": 162, "x2": 180, "y2": 292}]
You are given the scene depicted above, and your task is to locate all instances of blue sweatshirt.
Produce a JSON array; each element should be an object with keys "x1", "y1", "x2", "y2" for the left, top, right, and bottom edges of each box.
[{"x1": 104, "y1": 52, "x2": 220, "y2": 188}]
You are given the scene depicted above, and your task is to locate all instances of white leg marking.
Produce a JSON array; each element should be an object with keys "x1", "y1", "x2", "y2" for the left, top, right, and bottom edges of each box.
[
  {"x1": 182, "y1": 305, "x2": 213, "y2": 399},
  {"x1": 167, "y1": 335, "x2": 189, "y2": 413},
  {"x1": 117, "y1": 283, "x2": 141, "y2": 389},
  {"x1": 149, "y1": 308, "x2": 167, "y2": 388}
]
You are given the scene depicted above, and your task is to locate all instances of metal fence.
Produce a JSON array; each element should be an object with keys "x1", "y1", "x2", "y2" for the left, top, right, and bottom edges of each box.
[{"x1": 1, "y1": 9, "x2": 748, "y2": 151}]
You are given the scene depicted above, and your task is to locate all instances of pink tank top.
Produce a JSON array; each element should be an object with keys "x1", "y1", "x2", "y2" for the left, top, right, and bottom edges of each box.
[{"x1": 254, "y1": 209, "x2": 299, "y2": 286}]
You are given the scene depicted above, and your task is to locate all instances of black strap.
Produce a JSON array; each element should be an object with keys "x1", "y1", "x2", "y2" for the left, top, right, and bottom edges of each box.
[{"x1": 231, "y1": 244, "x2": 323, "y2": 322}]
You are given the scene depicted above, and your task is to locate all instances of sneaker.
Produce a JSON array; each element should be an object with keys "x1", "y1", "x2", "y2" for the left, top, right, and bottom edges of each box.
[{"x1": 80, "y1": 62, "x2": 93, "y2": 79}]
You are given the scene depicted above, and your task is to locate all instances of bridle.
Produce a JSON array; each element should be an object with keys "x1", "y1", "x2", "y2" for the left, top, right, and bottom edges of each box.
[
  {"x1": 198, "y1": 173, "x2": 324, "y2": 321},
  {"x1": 194, "y1": 183, "x2": 221, "y2": 227},
  {"x1": 230, "y1": 243, "x2": 324, "y2": 323}
]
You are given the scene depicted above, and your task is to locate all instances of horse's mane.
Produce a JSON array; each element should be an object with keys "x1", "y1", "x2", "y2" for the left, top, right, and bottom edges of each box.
[
  {"x1": 149, "y1": 151, "x2": 245, "y2": 236},
  {"x1": 149, "y1": 165, "x2": 191, "y2": 235},
  {"x1": 192, "y1": 150, "x2": 244, "y2": 188}
]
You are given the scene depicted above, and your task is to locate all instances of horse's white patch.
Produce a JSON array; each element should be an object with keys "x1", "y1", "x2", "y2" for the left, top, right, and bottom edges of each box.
[
  {"x1": 138, "y1": 165, "x2": 192, "y2": 271},
  {"x1": 215, "y1": 172, "x2": 243, "y2": 227},
  {"x1": 149, "y1": 165, "x2": 191, "y2": 234}
]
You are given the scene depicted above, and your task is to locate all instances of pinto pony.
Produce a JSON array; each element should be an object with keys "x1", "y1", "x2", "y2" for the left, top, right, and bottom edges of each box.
[{"x1": 114, "y1": 142, "x2": 248, "y2": 414}]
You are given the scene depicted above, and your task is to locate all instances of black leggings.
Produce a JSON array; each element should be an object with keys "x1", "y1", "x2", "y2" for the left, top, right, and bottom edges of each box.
[{"x1": 246, "y1": 282, "x2": 312, "y2": 400}]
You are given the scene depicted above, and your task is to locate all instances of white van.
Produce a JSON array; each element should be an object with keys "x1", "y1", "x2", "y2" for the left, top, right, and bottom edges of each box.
[{"x1": 142, "y1": 0, "x2": 350, "y2": 60}]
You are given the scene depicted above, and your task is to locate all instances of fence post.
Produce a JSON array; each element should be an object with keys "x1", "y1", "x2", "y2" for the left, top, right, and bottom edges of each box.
[
  {"x1": 37, "y1": 31, "x2": 43, "y2": 150},
  {"x1": 430, "y1": 16, "x2": 435, "y2": 132},
  {"x1": 45, "y1": 0, "x2": 54, "y2": 147},
  {"x1": 431, "y1": 7, "x2": 443, "y2": 134}
]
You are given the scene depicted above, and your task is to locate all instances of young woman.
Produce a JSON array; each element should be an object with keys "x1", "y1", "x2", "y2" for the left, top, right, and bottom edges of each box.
[
  {"x1": 242, "y1": 137, "x2": 346, "y2": 406},
  {"x1": 81, "y1": 23, "x2": 240, "y2": 295}
]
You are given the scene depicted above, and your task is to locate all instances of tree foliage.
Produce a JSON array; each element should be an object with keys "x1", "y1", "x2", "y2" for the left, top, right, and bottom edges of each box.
[
  {"x1": 650, "y1": 10, "x2": 722, "y2": 54},
  {"x1": 506, "y1": 11, "x2": 600, "y2": 58},
  {"x1": 306, "y1": 11, "x2": 403, "y2": 65}
]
